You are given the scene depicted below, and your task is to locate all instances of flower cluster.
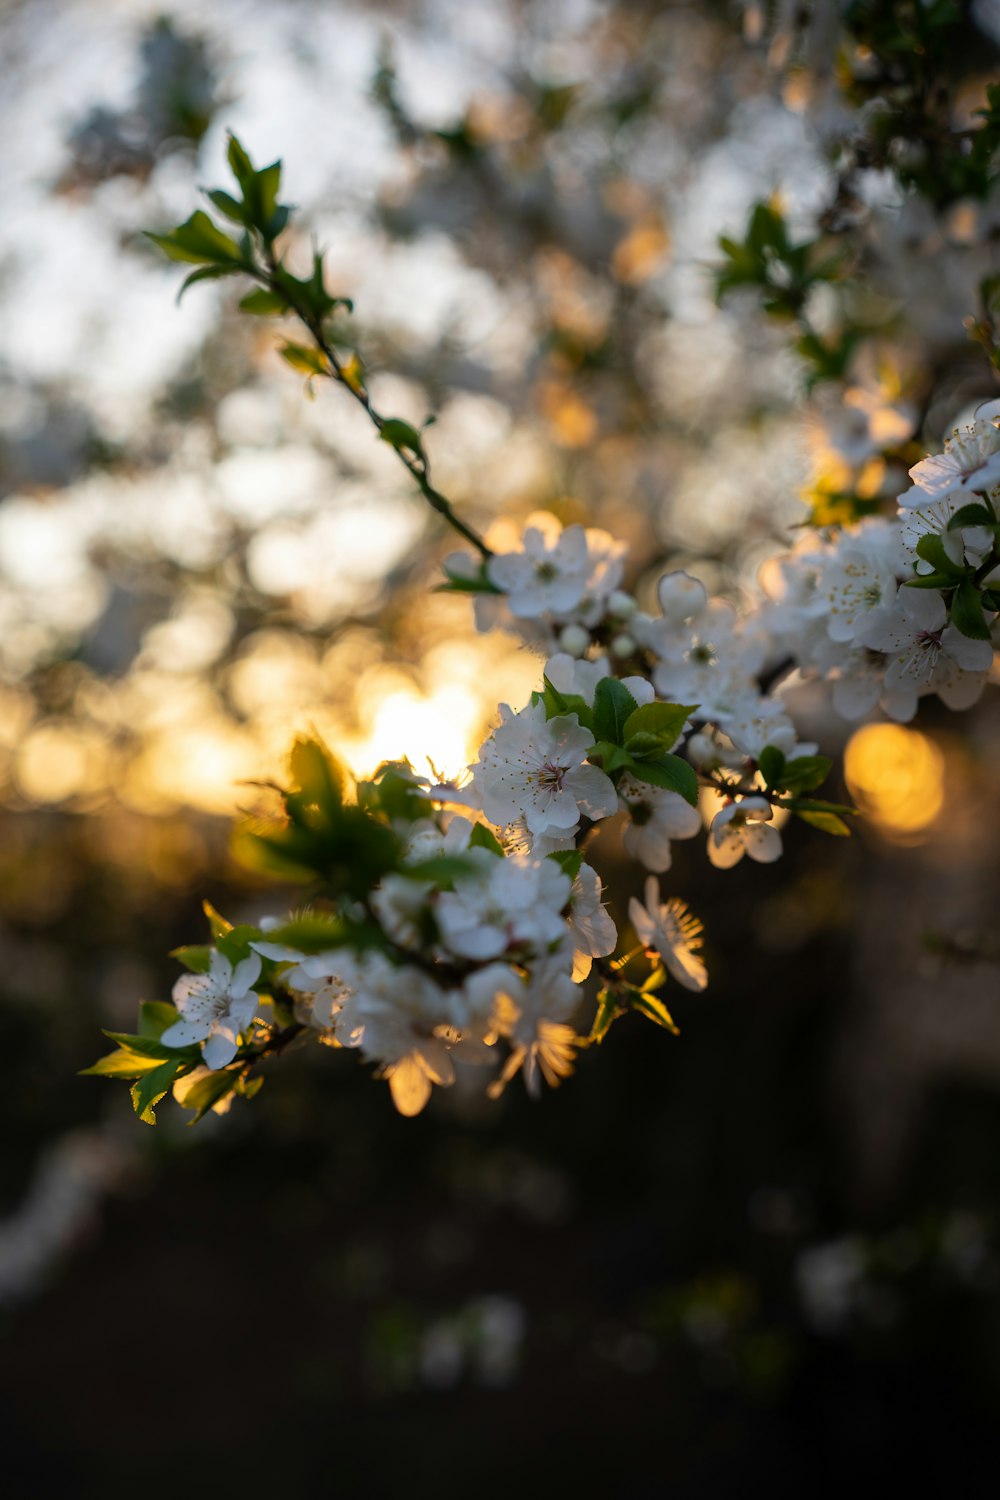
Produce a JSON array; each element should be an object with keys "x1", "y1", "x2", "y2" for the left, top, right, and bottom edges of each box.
[
  {"x1": 87, "y1": 141, "x2": 1000, "y2": 1128},
  {"x1": 87, "y1": 398, "x2": 1000, "y2": 1124}
]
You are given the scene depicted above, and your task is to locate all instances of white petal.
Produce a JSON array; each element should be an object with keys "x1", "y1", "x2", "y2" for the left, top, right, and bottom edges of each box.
[
  {"x1": 202, "y1": 1029, "x2": 238, "y2": 1070},
  {"x1": 664, "y1": 946, "x2": 708, "y2": 993},
  {"x1": 707, "y1": 825, "x2": 745, "y2": 869},
  {"x1": 566, "y1": 764, "x2": 618, "y2": 820},
  {"x1": 387, "y1": 1058, "x2": 432, "y2": 1116},
  {"x1": 744, "y1": 823, "x2": 783, "y2": 863},
  {"x1": 230, "y1": 952, "x2": 263, "y2": 999},
  {"x1": 160, "y1": 1018, "x2": 208, "y2": 1048}
]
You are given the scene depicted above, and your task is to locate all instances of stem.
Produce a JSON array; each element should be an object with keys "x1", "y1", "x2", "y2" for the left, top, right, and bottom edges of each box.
[{"x1": 258, "y1": 249, "x2": 492, "y2": 559}]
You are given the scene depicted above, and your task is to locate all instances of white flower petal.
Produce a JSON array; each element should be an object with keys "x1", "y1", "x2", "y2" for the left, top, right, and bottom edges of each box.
[{"x1": 202, "y1": 1029, "x2": 239, "y2": 1070}]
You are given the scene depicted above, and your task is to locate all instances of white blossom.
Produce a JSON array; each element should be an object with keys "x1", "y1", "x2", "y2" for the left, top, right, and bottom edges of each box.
[
  {"x1": 471, "y1": 700, "x2": 617, "y2": 839},
  {"x1": 707, "y1": 796, "x2": 782, "y2": 869},
  {"x1": 861, "y1": 587, "x2": 993, "y2": 719},
  {"x1": 629, "y1": 876, "x2": 708, "y2": 992},
  {"x1": 566, "y1": 862, "x2": 617, "y2": 978},
  {"x1": 487, "y1": 958, "x2": 581, "y2": 1099},
  {"x1": 333, "y1": 952, "x2": 457, "y2": 1117},
  {"x1": 902, "y1": 410, "x2": 1000, "y2": 502},
  {"x1": 486, "y1": 517, "x2": 625, "y2": 621},
  {"x1": 161, "y1": 951, "x2": 262, "y2": 1070},
  {"x1": 436, "y1": 852, "x2": 570, "y2": 961},
  {"x1": 619, "y1": 772, "x2": 701, "y2": 872}
]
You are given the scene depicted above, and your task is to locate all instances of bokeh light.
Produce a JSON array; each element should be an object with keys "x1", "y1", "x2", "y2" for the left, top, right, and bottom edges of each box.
[{"x1": 844, "y1": 723, "x2": 946, "y2": 843}]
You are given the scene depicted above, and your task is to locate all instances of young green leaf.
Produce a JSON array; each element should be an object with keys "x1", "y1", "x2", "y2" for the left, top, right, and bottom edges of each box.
[
  {"x1": 205, "y1": 188, "x2": 248, "y2": 225},
  {"x1": 547, "y1": 848, "x2": 584, "y2": 880},
  {"x1": 950, "y1": 577, "x2": 992, "y2": 640},
  {"x1": 131, "y1": 1058, "x2": 185, "y2": 1125},
  {"x1": 203, "y1": 901, "x2": 233, "y2": 939},
  {"x1": 629, "y1": 754, "x2": 699, "y2": 806},
  {"x1": 915, "y1": 533, "x2": 966, "y2": 577},
  {"x1": 379, "y1": 418, "x2": 424, "y2": 454},
  {"x1": 80, "y1": 1048, "x2": 166, "y2": 1080},
  {"x1": 794, "y1": 808, "x2": 851, "y2": 836},
  {"x1": 174, "y1": 1067, "x2": 240, "y2": 1125},
  {"x1": 138, "y1": 1001, "x2": 181, "y2": 1039},
  {"x1": 780, "y1": 755, "x2": 833, "y2": 793},
  {"x1": 758, "y1": 745, "x2": 786, "y2": 790},
  {"x1": 280, "y1": 343, "x2": 328, "y2": 377},
  {"x1": 588, "y1": 988, "x2": 620, "y2": 1045},
  {"x1": 629, "y1": 990, "x2": 680, "y2": 1035},
  {"x1": 146, "y1": 210, "x2": 243, "y2": 266},
  {"x1": 593, "y1": 678, "x2": 639, "y2": 745},
  {"x1": 176, "y1": 265, "x2": 239, "y2": 303},
  {"x1": 469, "y1": 823, "x2": 504, "y2": 856},
  {"x1": 622, "y1": 701, "x2": 696, "y2": 749},
  {"x1": 239, "y1": 288, "x2": 288, "y2": 316},
  {"x1": 169, "y1": 944, "x2": 212, "y2": 973},
  {"x1": 946, "y1": 502, "x2": 996, "y2": 530}
]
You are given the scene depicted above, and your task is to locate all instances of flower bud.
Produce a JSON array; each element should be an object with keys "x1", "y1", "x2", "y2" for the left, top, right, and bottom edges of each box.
[
  {"x1": 686, "y1": 732, "x2": 717, "y2": 767},
  {"x1": 608, "y1": 589, "x2": 637, "y2": 618},
  {"x1": 558, "y1": 624, "x2": 591, "y2": 657},
  {"x1": 610, "y1": 632, "x2": 636, "y2": 659}
]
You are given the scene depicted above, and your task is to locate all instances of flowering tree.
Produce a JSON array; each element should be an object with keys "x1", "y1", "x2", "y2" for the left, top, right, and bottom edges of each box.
[{"x1": 84, "y1": 11, "x2": 1000, "y2": 1128}]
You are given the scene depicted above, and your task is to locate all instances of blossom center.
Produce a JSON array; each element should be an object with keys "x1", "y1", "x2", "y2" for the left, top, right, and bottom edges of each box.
[{"x1": 535, "y1": 759, "x2": 567, "y2": 792}]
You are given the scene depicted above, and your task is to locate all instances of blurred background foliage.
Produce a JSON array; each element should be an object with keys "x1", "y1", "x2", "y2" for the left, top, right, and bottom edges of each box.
[{"x1": 2, "y1": 1, "x2": 1000, "y2": 1493}]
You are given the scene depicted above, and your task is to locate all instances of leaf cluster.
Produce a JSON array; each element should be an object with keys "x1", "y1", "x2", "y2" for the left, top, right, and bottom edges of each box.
[
  {"x1": 715, "y1": 201, "x2": 845, "y2": 322},
  {"x1": 905, "y1": 517, "x2": 1000, "y2": 641},
  {"x1": 757, "y1": 748, "x2": 856, "y2": 835},
  {"x1": 537, "y1": 676, "x2": 699, "y2": 806}
]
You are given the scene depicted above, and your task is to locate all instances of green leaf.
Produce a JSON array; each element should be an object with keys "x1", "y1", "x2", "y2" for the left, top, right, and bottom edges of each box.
[
  {"x1": 280, "y1": 342, "x2": 328, "y2": 377},
  {"x1": 468, "y1": 823, "x2": 504, "y2": 856},
  {"x1": 946, "y1": 502, "x2": 996, "y2": 530},
  {"x1": 780, "y1": 755, "x2": 833, "y2": 793},
  {"x1": 541, "y1": 677, "x2": 594, "y2": 731},
  {"x1": 131, "y1": 1058, "x2": 185, "y2": 1125},
  {"x1": 622, "y1": 701, "x2": 696, "y2": 750},
  {"x1": 794, "y1": 809, "x2": 851, "y2": 836},
  {"x1": 588, "y1": 988, "x2": 619, "y2": 1045},
  {"x1": 102, "y1": 1030, "x2": 198, "y2": 1061},
  {"x1": 216, "y1": 924, "x2": 263, "y2": 966},
  {"x1": 980, "y1": 589, "x2": 1000, "y2": 612},
  {"x1": 758, "y1": 746, "x2": 786, "y2": 790},
  {"x1": 379, "y1": 418, "x2": 424, "y2": 454},
  {"x1": 547, "y1": 849, "x2": 584, "y2": 881},
  {"x1": 256, "y1": 161, "x2": 283, "y2": 229},
  {"x1": 138, "y1": 1001, "x2": 180, "y2": 1039},
  {"x1": 629, "y1": 754, "x2": 699, "y2": 806},
  {"x1": 203, "y1": 901, "x2": 233, "y2": 940},
  {"x1": 602, "y1": 745, "x2": 635, "y2": 773},
  {"x1": 915, "y1": 533, "x2": 965, "y2": 577},
  {"x1": 592, "y1": 678, "x2": 639, "y2": 745},
  {"x1": 259, "y1": 911, "x2": 345, "y2": 953},
  {"x1": 904, "y1": 572, "x2": 961, "y2": 590},
  {"x1": 227, "y1": 134, "x2": 256, "y2": 191},
  {"x1": 205, "y1": 188, "x2": 247, "y2": 225},
  {"x1": 950, "y1": 577, "x2": 992, "y2": 640},
  {"x1": 145, "y1": 210, "x2": 243, "y2": 266},
  {"x1": 174, "y1": 1068, "x2": 240, "y2": 1125},
  {"x1": 629, "y1": 990, "x2": 680, "y2": 1035},
  {"x1": 624, "y1": 731, "x2": 666, "y2": 757},
  {"x1": 170, "y1": 944, "x2": 212, "y2": 973},
  {"x1": 289, "y1": 735, "x2": 344, "y2": 808},
  {"x1": 176, "y1": 265, "x2": 238, "y2": 303},
  {"x1": 80, "y1": 1049, "x2": 165, "y2": 1080},
  {"x1": 239, "y1": 288, "x2": 288, "y2": 316},
  {"x1": 780, "y1": 797, "x2": 857, "y2": 816}
]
